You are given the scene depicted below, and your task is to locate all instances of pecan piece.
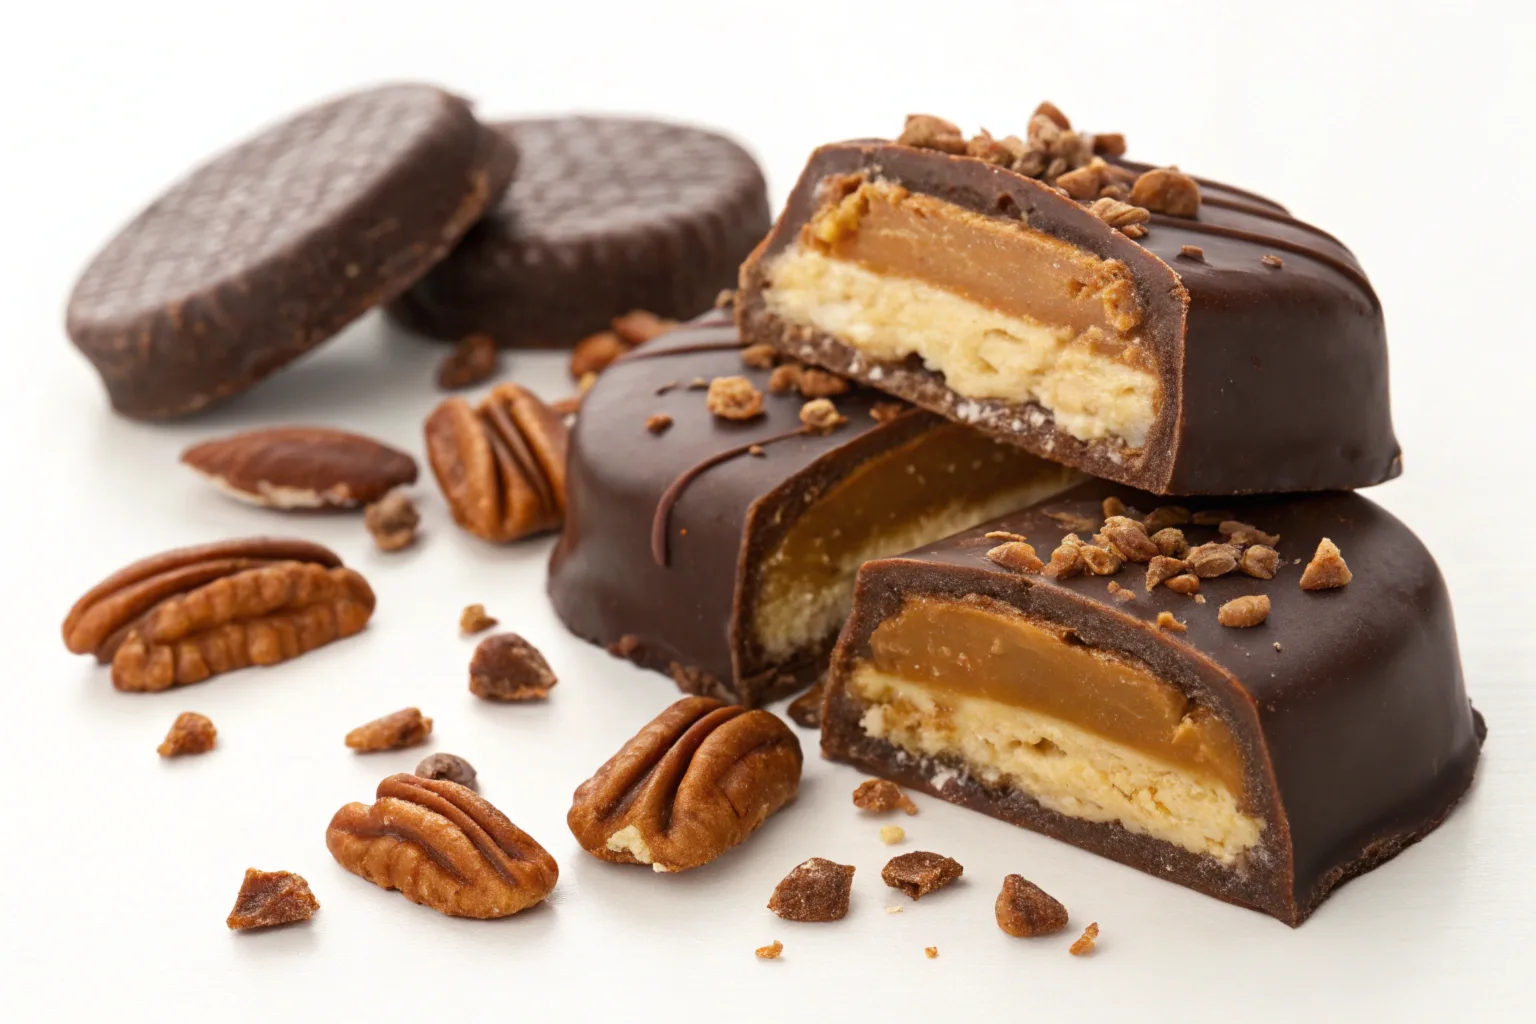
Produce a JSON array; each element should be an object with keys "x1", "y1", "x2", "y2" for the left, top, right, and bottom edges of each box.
[
  {"x1": 364, "y1": 491, "x2": 419, "y2": 552},
  {"x1": 226, "y1": 869, "x2": 319, "y2": 930},
  {"x1": 327, "y1": 774, "x2": 558, "y2": 918},
  {"x1": 158, "y1": 711, "x2": 216, "y2": 757},
  {"x1": 768, "y1": 857, "x2": 855, "y2": 922},
  {"x1": 470, "y1": 633, "x2": 558, "y2": 701},
  {"x1": 1129, "y1": 167, "x2": 1201, "y2": 217},
  {"x1": 853, "y1": 779, "x2": 918, "y2": 815},
  {"x1": 567, "y1": 696, "x2": 802, "y2": 872},
  {"x1": 1099, "y1": 516, "x2": 1158, "y2": 563},
  {"x1": 1300, "y1": 537, "x2": 1353, "y2": 590},
  {"x1": 425, "y1": 383, "x2": 569, "y2": 543},
  {"x1": 61, "y1": 538, "x2": 374, "y2": 692},
  {"x1": 346, "y1": 707, "x2": 433, "y2": 752},
  {"x1": 436, "y1": 333, "x2": 498, "y2": 391},
  {"x1": 995, "y1": 874, "x2": 1069, "y2": 937},
  {"x1": 882, "y1": 851, "x2": 964, "y2": 900},
  {"x1": 181, "y1": 427, "x2": 417, "y2": 510}
]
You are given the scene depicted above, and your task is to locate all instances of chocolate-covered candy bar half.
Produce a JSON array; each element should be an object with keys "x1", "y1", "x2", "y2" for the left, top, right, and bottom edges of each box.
[
  {"x1": 822, "y1": 481, "x2": 1483, "y2": 924},
  {"x1": 737, "y1": 114, "x2": 1400, "y2": 495},
  {"x1": 547, "y1": 310, "x2": 1081, "y2": 707}
]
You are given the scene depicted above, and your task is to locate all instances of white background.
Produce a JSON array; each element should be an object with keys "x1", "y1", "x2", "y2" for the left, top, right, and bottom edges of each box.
[{"x1": 2, "y1": 2, "x2": 1533, "y2": 1020}]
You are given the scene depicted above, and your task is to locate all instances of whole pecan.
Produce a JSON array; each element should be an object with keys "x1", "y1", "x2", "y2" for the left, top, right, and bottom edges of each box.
[
  {"x1": 327, "y1": 774, "x2": 558, "y2": 919},
  {"x1": 61, "y1": 538, "x2": 374, "y2": 692},
  {"x1": 567, "y1": 696, "x2": 802, "y2": 872},
  {"x1": 181, "y1": 427, "x2": 417, "y2": 509},
  {"x1": 424, "y1": 383, "x2": 569, "y2": 543}
]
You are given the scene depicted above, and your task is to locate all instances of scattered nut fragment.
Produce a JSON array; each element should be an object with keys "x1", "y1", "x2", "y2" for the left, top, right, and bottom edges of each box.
[
  {"x1": 706, "y1": 376, "x2": 764, "y2": 420},
  {"x1": 1048, "y1": 511, "x2": 1098, "y2": 534},
  {"x1": 1088, "y1": 197, "x2": 1150, "y2": 236},
  {"x1": 1151, "y1": 527, "x2": 1190, "y2": 559},
  {"x1": 1145, "y1": 556, "x2": 1190, "y2": 590},
  {"x1": 714, "y1": 289, "x2": 736, "y2": 310},
  {"x1": 1179, "y1": 244, "x2": 1206, "y2": 260},
  {"x1": 366, "y1": 491, "x2": 420, "y2": 552},
  {"x1": 740, "y1": 343, "x2": 778, "y2": 369},
  {"x1": 569, "y1": 332, "x2": 629, "y2": 380},
  {"x1": 1262, "y1": 254, "x2": 1284, "y2": 268},
  {"x1": 769, "y1": 857, "x2": 855, "y2": 922},
  {"x1": 416, "y1": 752, "x2": 478, "y2": 790},
  {"x1": 1142, "y1": 506, "x2": 1191, "y2": 533},
  {"x1": 226, "y1": 869, "x2": 319, "y2": 930},
  {"x1": 995, "y1": 875, "x2": 1069, "y2": 937},
  {"x1": 1220, "y1": 521, "x2": 1281, "y2": 547},
  {"x1": 870, "y1": 401, "x2": 906, "y2": 424},
  {"x1": 897, "y1": 114, "x2": 968, "y2": 154},
  {"x1": 1034, "y1": 101, "x2": 1071, "y2": 129},
  {"x1": 748, "y1": 445, "x2": 765, "y2": 457},
  {"x1": 470, "y1": 633, "x2": 558, "y2": 701},
  {"x1": 767, "y1": 363, "x2": 803, "y2": 395},
  {"x1": 755, "y1": 940, "x2": 784, "y2": 960},
  {"x1": 1155, "y1": 611, "x2": 1187, "y2": 632},
  {"x1": 645, "y1": 413, "x2": 673, "y2": 434},
  {"x1": 570, "y1": 697, "x2": 802, "y2": 872},
  {"x1": 1043, "y1": 537, "x2": 1085, "y2": 580},
  {"x1": 1092, "y1": 132, "x2": 1127, "y2": 157},
  {"x1": 459, "y1": 603, "x2": 498, "y2": 634},
  {"x1": 1130, "y1": 167, "x2": 1201, "y2": 216},
  {"x1": 1218, "y1": 594, "x2": 1272, "y2": 628},
  {"x1": 1187, "y1": 542, "x2": 1240, "y2": 578},
  {"x1": 985, "y1": 530, "x2": 1028, "y2": 543},
  {"x1": 158, "y1": 711, "x2": 216, "y2": 757},
  {"x1": 925, "y1": 946, "x2": 939, "y2": 959},
  {"x1": 1300, "y1": 538, "x2": 1352, "y2": 590},
  {"x1": 797, "y1": 368, "x2": 851, "y2": 399},
  {"x1": 437, "y1": 333, "x2": 498, "y2": 391},
  {"x1": 787, "y1": 680, "x2": 826, "y2": 728},
  {"x1": 1194, "y1": 593, "x2": 1207, "y2": 604},
  {"x1": 612, "y1": 310, "x2": 677, "y2": 346},
  {"x1": 882, "y1": 851, "x2": 963, "y2": 900},
  {"x1": 1107, "y1": 581, "x2": 1135, "y2": 602},
  {"x1": 880, "y1": 825, "x2": 906, "y2": 845},
  {"x1": 966, "y1": 130, "x2": 1016, "y2": 165},
  {"x1": 799, "y1": 398, "x2": 847, "y2": 432},
  {"x1": 1069, "y1": 922, "x2": 1100, "y2": 956},
  {"x1": 1054, "y1": 158, "x2": 1109, "y2": 200},
  {"x1": 1101, "y1": 496, "x2": 1128, "y2": 518},
  {"x1": 1099, "y1": 516, "x2": 1158, "y2": 563},
  {"x1": 1164, "y1": 573, "x2": 1201, "y2": 595},
  {"x1": 854, "y1": 779, "x2": 918, "y2": 815},
  {"x1": 1240, "y1": 545, "x2": 1280, "y2": 579},
  {"x1": 987, "y1": 541, "x2": 1044, "y2": 573},
  {"x1": 1079, "y1": 544, "x2": 1124, "y2": 576},
  {"x1": 327, "y1": 774, "x2": 558, "y2": 918},
  {"x1": 346, "y1": 707, "x2": 432, "y2": 752},
  {"x1": 180, "y1": 426, "x2": 419, "y2": 510}
]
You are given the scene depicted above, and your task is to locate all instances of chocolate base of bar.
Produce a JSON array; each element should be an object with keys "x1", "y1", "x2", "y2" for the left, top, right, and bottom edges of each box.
[
  {"x1": 823, "y1": 684, "x2": 1483, "y2": 925},
  {"x1": 603, "y1": 632, "x2": 826, "y2": 709}
]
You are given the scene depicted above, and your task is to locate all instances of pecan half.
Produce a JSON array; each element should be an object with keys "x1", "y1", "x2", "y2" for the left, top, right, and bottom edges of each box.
[
  {"x1": 181, "y1": 427, "x2": 417, "y2": 509},
  {"x1": 424, "y1": 383, "x2": 569, "y2": 543},
  {"x1": 61, "y1": 538, "x2": 374, "y2": 692},
  {"x1": 567, "y1": 696, "x2": 802, "y2": 872},
  {"x1": 327, "y1": 774, "x2": 558, "y2": 919}
]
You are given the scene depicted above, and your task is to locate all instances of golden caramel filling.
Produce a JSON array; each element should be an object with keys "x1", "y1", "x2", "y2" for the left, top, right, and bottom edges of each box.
[{"x1": 750, "y1": 427, "x2": 1080, "y2": 661}]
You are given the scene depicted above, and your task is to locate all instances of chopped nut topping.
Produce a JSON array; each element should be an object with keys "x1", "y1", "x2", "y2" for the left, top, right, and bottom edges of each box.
[
  {"x1": 570, "y1": 330, "x2": 630, "y2": 380},
  {"x1": 1145, "y1": 556, "x2": 1190, "y2": 590},
  {"x1": 158, "y1": 711, "x2": 216, "y2": 757},
  {"x1": 1107, "y1": 581, "x2": 1135, "y2": 602},
  {"x1": 415, "y1": 752, "x2": 477, "y2": 790},
  {"x1": 768, "y1": 857, "x2": 856, "y2": 922},
  {"x1": 985, "y1": 530, "x2": 1029, "y2": 543},
  {"x1": 1300, "y1": 538, "x2": 1352, "y2": 590},
  {"x1": 1240, "y1": 545, "x2": 1280, "y2": 579},
  {"x1": 870, "y1": 401, "x2": 906, "y2": 423},
  {"x1": 740, "y1": 343, "x2": 778, "y2": 369},
  {"x1": 437, "y1": 333, "x2": 498, "y2": 391},
  {"x1": 1150, "y1": 527, "x2": 1190, "y2": 559},
  {"x1": 755, "y1": 940, "x2": 784, "y2": 960},
  {"x1": 1043, "y1": 535, "x2": 1085, "y2": 579},
  {"x1": 1034, "y1": 101, "x2": 1071, "y2": 130},
  {"x1": 767, "y1": 363, "x2": 803, "y2": 395},
  {"x1": 882, "y1": 851, "x2": 964, "y2": 900},
  {"x1": 345, "y1": 707, "x2": 432, "y2": 752},
  {"x1": 925, "y1": 946, "x2": 940, "y2": 959},
  {"x1": 798, "y1": 367, "x2": 851, "y2": 398},
  {"x1": 1048, "y1": 510, "x2": 1099, "y2": 534},
  {"x1": 1142, "y1": 506, "x2": 1191, "y2": 533},
  {"x1": 611, "y1": 310, "x2": 677, "y2": 346},
  {"x1": 706, "y1": 376, "x2": 765, "y2": 420},
  {"x1": 987, "y1": 541, "x2": 1044, "y2": 573},
  {"x1": 1187, "y1": 542, "x2": 1240, "y2": 578},
  {"x1": 1079, "y1": 544, "x2": 1124, "y2": 576},
  {"x1": 897, "y1": 113, "x2": 969, "y2": 154},
  {"x1": 995, "y1": 875, "x2": 1069, "y2": 937},
  {"x1": 1100, "y1": 516, "x2": 1159, "y2": 563},
  {"x1": 966, "y1": 130, "x2": 1017, "y2": 166},
  {"x1": 226, "y1": 869, "x2": 319, "y2": 930},
  {"x1": 645, "y1": 413, "x2": 673, "y2": 434},
  {"x1": 1179, "y1": 244, "x2": 1206, "y2": 261},
  {"x1": 1261, "y1": 254, "x2": 1284, "y2": 269},
  {"x1": 1101, "y1": 496, "x2": 1128, "y2": 519},
  {"x1": 880, "y1": 825, "x2": 906, "y2": 845},
  {"x1": 854, "y1": 779, "x2": 918, "y2": 815},
  {"x1": 1130, "y1": 166, "x2": 1201, "y2": 217},
  {"x1": 1164, "y1": 573, "x2": 1201, "y2": 595},
  {"x1": 1055, "y1": 157, "x2": 1110, "y2": 200},
  {"x1": 470, "y1": 633, "x2": 558, "y2": 701},
  {"x1": 787, "y1": 680, "x2": 825, "y2": 728},
  {"x1": 1069, "y1": 922, "x2": 1100, "y2": 956},
  {"x1": 799, "y1": 398, "x2": 847, "y2": 432},
  {"x1": 365, "y1": 490, "x2": 420, "y2": 552},
  {"x1": 1092, "y1": 133, "x2": 1127, "y2": 157},
  {"x1": 1088, "y1": 197, "x2": 1151, "y2": 233},
  {"x1": 1155, "y1": 610, "x2": 1187, "y2": 632},
  {"x1": 1220, "y1": 521, "x2": 1281, "y2": 547},
  {"x1": 460, "y1": 603, "x2": 498, "y2": 634},
  {"x1": 1218, "y1": 594, "x2": 1272, "y2": 628},
  {"x1": 1191, "y1": 509, "x2": 1233, "y2": 526}
]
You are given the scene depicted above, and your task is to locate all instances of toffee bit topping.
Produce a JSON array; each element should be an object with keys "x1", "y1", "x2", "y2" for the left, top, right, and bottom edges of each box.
[
  {"x1": 755, "y1": 940, "x2": 784, "y2": 960},
  {"x1": 1219, "y1": 521, "x2": 1281, "y2": 548},
  {"x1": 1107, "y1": 581, "x2": 1136, "y2": 602},
  {"x1": 1155, "y1": 610, "x2": 1187, "y2": 632},
  {"x1": 645, "y1": 413, "x2": 673, "y2": 434},
  {"x1": 1069, "y1": 922, "x2": 1100, "y2": 956},
  {"x1": 1179, "y1": 244, "x2": 1206, "y2": 261},
  {"x1": 1142, "y1": 506, "x2": 1191, "y2": 533},
  {"x1": 1150, "y1": 527, "x2": 1191, "y2": 559},
  {"x1": 706, "y1": 376, "x2": 764, "y2": 420},
  {"x1": 1187, "y1": 542, "x2": 1240, "y2": 578},
  {"x1": 1164, "y1": 573, "x2": 1201, "y2": 595},
  {"x1": 740, "y1": 343, "x2": 778, "y2": 369},
  {"x1": 854, "y1": 779, "x2": 918, "y2": 815},
  {"x1": 799, "y1": 398, "x2": 847, "y2": 432},
  {"x1": 1218, "y1": 594, "x2": 1272, "y2": 628},
  {"x1": 1300, "y1": 537, "x2": 1352, "y2": 590},
  {"x1": 987, "y1": 541, "x2": 1045, "y2": 573},
  {"x1": 1262, "y1": 254, "x2": 1285, "y2": 268},
  {"x1": 870, "y1": 401, "x2": 906, "y2": 424},
  {"x1": 1191, "y1": 509, "x2": 1233, "y2": 526},
  {"x1": 767, "y1": 363, "x2": 803, "y2": 395},
  {"x1": 1049, "y1": 510, "x2": 1099, "y2": 534},
  {"x1": 1145, "y1": 556, "x2": 1190, "y2": 591},
  {"x1": 1101, "y1": 496, "x2": 1128, "y2": 519},
  {"x1": 1239, "y1": 545, "x2": 1280, "y2": 579},
  {"x1": 1130, "y1": 166, "x2": 1201, "y2": 217},
  {"x1": 798, "y1": 367, "x2": 851, "y2": 398}
]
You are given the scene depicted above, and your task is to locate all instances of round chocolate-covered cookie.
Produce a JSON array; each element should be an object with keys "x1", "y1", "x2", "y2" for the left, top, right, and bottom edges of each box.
[
  {"x1": 67, "y1": 83, "x2": 517, "y2": 420},
  {"x1": 387, "y1": 117, "x2": 771, "y2": 348}
]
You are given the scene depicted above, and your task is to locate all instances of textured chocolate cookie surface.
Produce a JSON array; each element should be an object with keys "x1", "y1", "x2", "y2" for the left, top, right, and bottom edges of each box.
[
  {"x1": 67, "y1": 83, "x2": 516, "y2": 419},
  {"x1": 388, "y1": 117, "x2": 770, "y2": 348}
]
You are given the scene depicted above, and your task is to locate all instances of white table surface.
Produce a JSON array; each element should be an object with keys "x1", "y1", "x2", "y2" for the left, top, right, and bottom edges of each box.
[{"x1": 3, "y1": 1, "x2": 1532, "y2": 1019}]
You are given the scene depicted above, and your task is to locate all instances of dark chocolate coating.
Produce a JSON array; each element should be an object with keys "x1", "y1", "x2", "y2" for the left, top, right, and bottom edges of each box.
[
  {"x1": 822, "y1": 480, "x2": 1483, "y2": 925},
  {"x1": 388, "y1": 117, "x2": 771, "y2": 348},
  {"x1": 67, "y1": 84, "x2": 517, "y2": 420},
  {"x1": 738, "y1": 141, "x2": 1401, "y2": 495},
  {"x1": 549, "y1": 310, "x2": 969, "y2": 707}
]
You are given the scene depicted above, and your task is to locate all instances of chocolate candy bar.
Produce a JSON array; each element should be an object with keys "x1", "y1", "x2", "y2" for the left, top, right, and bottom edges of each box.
[
  {"x1": 821, "y1": 481, "x2": 1483, "y2": 924},
  {"x1": 547, "y1": 310, "x2": 1081, "y2": 707},
  {"x1": 737, "y1": 113, "x2": 1400, "y2": 495}
]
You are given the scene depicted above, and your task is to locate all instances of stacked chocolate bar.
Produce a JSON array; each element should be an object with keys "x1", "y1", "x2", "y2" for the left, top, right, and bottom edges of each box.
[{"x1": 550, "y1": 107, "x2": 1484, "y2": 925}]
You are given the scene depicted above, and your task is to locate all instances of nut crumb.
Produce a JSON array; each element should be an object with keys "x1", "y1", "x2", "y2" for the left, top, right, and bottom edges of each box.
[
  {"x1": 925, "y1": 946, "x2": 939, "y2": 959},
  {"x1": 740, "y1": 344, "x2": 778, "y2": 369},
  {"x1": 886, "y1": 905, "x2": 904, "y2": 915},
  {"x1": 1034, "y1": 101, "x2": 1071, "y2": 129},
  {"x1": 1079, "y1": 544, "x2": 1124, "y2": 576},
  {"x1": 714, "y1": 289, "x2": 736, "y2": 310},
  {"x1": 1100, "y1": 516, "x2": 1159, "y2": 563},
  {"x1": 799, "y1": 368, "x2": 850, "y2": 398},
  {"x1": 1262, "y1": 254, "x2": 1284, "y2": 268},
  {"x1": 365, "y1": 491, "x2": 420, "y2": 552},
  {"x1": 1274, "y1": 642, "x2": 1283, "y2": 651},
  {"x1": 1145, "y1": 556, "x2": 1189, "y2": 590},
  {"x1": 1141, "y1": 506, "x2": 1191, "y2": 533},
  {"x1": 880, "y1": 825, "x2": 906, "y2": 845},
  {"x1": 767, "y1": 363, "x2": 803, "y2": 395},
  {"x1": 1187, "y1": 542, "x2": 1240, "y2": 578},
  {"x1": 1240, "y1": 545, "x2": 1280, "y2": 579},
  {"x1": 569, "y1": 330, "x2": 629, "y2": 380},
  {"x1": 987, "y1": 541, "x2": 1044, "y2": 573},
  {"x1": 1220, "y1": 521, "x2": 1281, "y2": 548},
  {"x1": 985, "y1": 530, "x2": 1029, "y2": 543},
  {"x1": 1092, "y1": 132, "x2": 1127, "y2": 157},
  {"x1": 1194, "y1": 593, "x2": 1207, "y2": 604},
  {"x1": 611, "y1": 310, "x2": 677, "y2": 346},
  {"x1": 870, "y1": 401, "x2": 906, "y2": 424},
  {"x1": 1151, "y1": 527, "x2": 1190, "y2": 559},
  {"x1": 345, "y1": 707, "x2": 432, "y2": 752},
  {"x1": 1102, "y1": 496, "x2": 1128, "y2": 519},
  {"x1": 460, "y1": 603, "x2": 497, "y2": 634},
  {"x1": 1300, "y1": 538, "x2": 1352, "y2": 590},
  {"x1": 854, "y1": 779, "x2": 918, "y2": 815},
  {"x1": 1218, "y1": 594, "x2": 1272, "y2": 628},
  {"x1": 1088, "y1": 197, "x2": 1150, "y2": 231},
  {"x1": 470, "y1": 633, "x2": 558, "y2": 701},
  {"x1": 1179, "y1": 244, "x2": 1205, "y2": 260},
  {"x1": 882, "y1": 851, "x2": 963, "y2": 900},
  {"x1": 707, "y1": 376, "x2": 765, "y2": 420},
  {"x1": 1130, "y1": 166, "x2": 1201, "y2": 216},
  {"x1": 755, "y1": 940, "x2": 784, "y2": 960},
  {"x1": 1107, "y1": 581, "x2": 1135, "y2": 602},
  {"x1": 1164, "y1": 573, "x2": 1201, "y2": 595},
  {"x1": 1155, "y1": 610, "x2": 1187, "y2": 632},
  {"x1": 1069, "y1": 922, "x2": 1100, "y2": 956},
  {"x1": 768, "y1": 857, "x2": 855, "y2": 922},
  {"x1": 645, "y1": 413, "x2": 674, "y2": 434},
  {"x1": 1043, "y1": 538, "x2": 1084, "y2": 580},
  {"x1": 748, "y1": 445, "x2": 765, "y2": 457},
  {"x1": 226, "y1": 869, "x2": 319, "y2": 931},
  {"x1": 995, "y1": 874, "x2": 1069, "y2": 937},
  {"x1": 799, "y1": 398, "x2": 847, "y2": 432},
  {"x1": 436, "y1": 333, "x2": 498, "y2": 391},
  {"x1": 897, "y1": 114, "x2": 968, "y2": 154},
  {"x1": 415, "y1": 752, "x2": 478, "y2": 790},
  {"x1": 158, "y1": 711, "x2": 216, "y2": 757}
]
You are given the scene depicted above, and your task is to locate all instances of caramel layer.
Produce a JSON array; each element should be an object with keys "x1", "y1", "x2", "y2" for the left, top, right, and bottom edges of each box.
[{"x1": 863, "y1": 596, "x2": 1245, "y2": 797}]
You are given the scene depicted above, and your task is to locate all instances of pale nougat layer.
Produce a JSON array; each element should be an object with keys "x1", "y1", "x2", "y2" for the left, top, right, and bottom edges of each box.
[{"x1": 850, "y1": 668, "x2": 1264, "y2": 863}]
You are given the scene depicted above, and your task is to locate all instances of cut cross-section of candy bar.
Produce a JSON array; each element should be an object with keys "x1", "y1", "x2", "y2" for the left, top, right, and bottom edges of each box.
[{"x1": 821, "y1": 481, "x2": 1483, "y2": 924}]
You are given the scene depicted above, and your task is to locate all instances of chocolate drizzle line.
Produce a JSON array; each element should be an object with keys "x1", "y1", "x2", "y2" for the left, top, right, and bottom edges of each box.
[
  {"x1": 650, "y1": 428, "x2": 811, "y2": 566},
  {"x1": 1148, "y1": 214, "x2": 1378, "y2": 302}
]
